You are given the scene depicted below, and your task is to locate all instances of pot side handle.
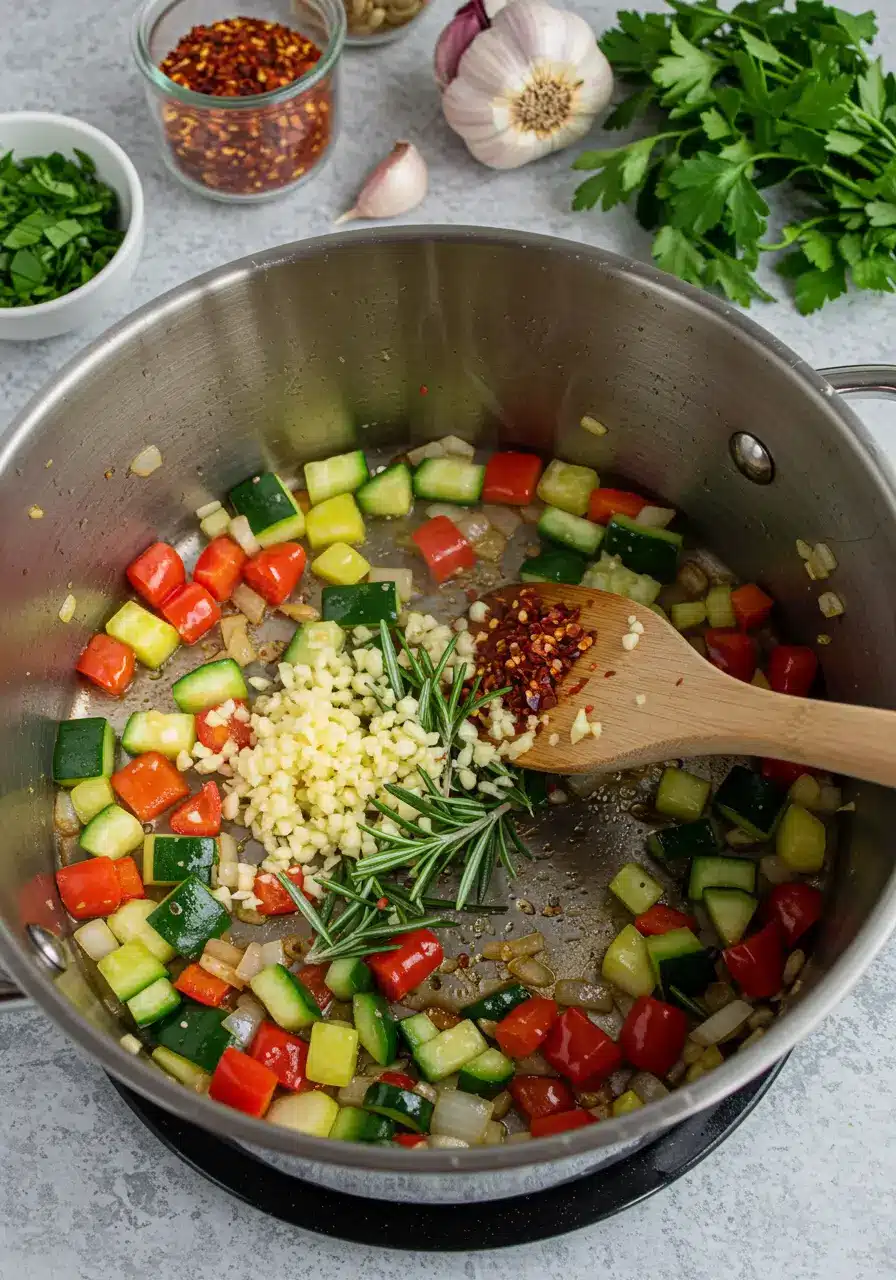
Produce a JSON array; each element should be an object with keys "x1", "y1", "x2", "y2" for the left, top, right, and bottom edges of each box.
[{"x1": 820, "y1": 365, "x2": 896, "y2": 400}]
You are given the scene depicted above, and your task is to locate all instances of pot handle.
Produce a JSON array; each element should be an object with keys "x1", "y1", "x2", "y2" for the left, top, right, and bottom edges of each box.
[{"x1": 820, "y1": 365, "x2": 896, "y2": 400}]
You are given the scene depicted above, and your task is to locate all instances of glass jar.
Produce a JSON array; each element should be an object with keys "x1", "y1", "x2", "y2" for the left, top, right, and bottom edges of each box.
[
  {"x1": 132, "y1": 0, "x2": 345, "y2": 203},
  {"x1": 343, "y1": 0, "x2": 430, "y2": 45}
]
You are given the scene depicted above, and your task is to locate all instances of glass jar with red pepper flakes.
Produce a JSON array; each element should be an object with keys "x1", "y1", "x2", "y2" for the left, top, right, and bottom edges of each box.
[{"x1": 131, "y1": 1, "x2": 345, "y2": 202}]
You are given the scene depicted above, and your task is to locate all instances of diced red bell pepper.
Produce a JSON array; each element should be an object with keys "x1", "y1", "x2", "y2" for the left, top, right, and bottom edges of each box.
[
  {"x1": 209, "y1": 1046, "x2": 279, "y2": 1117},
  {"x1": 587, "y1": 488, "x2": 648, "y2": 525},
  {"x1": 194, "y1": 536, "x2": 248, "y2": 603},
  {"x1": 126, "y1": 541, "x2": 185, "y2": 608},
  {"x1": 705, "y1": 628, "x2": 756, "y2": 683},
  {"x1": 380, "y1": 1070, "x2": 417, "y2": 1092},
  {"x1": 633, "y1": 905, "x2": 698, "y2": 936},
  {"x1": 76, "y1": 634, "x2": 135, "y2": 697},
  {"x1": 543, "y1": 1007, "x2": 623, "y2": 1085},
  {"x1": 161, "y1": 582, "x2": 221, "y2": 644},
  {"x1": 243, "y1": 543, "x2": 307, "y2": 606},
  {"x1": 249, "y1": 1020, "x2": 311, "y2": 1091},
  {"x1": 508, "y1": 1074, "x2": 575, "y2": 1120},
  {"x1": 367, "y1": 929, "x2": 444, "y2": 1003},
  {"x1": 619, "y1": 996, "x2": 689, "y2": 1077},
  {"x1": 494, "y1": 997, "x2": 559, "y2": 1059},
  {"x1": 724, "y1": 921, "x2": 785, "y2": 998},
  {"x1": 111, "y1": 751, "x2": 190, "y2": 822},
  {"x1": 196, "y1": 700, "x2": 253, "y2": 752},
  {"x1": 297, "y1": 963, "x2": 333, "y2": 1012},
  {"x1": 768, "y1": 645, "x2": 818, "y2": 697},
  {"x1": 411, "y1": 516, "x2": 476, "y2": 585},
  {"x1": 761, "y1": 758, "x2": 816, "y2": 789},
  {"x1": 394, "y1": 1132, "x2": 428, "y2": 1148},
  {"x1": 174, "y1": 961, "x2": 231, "y2": 1007},
  {"x1": 113, "y1": 855, "x2": 145, "y2": 903},
  {"x1": 530, "y1": 1109, "x2": 597, "y2": 1138},
  {"x1": 55, "y1": 858, "x2": 122, "y2": 920},
  {"x1": 731, "y1": 583, "x2": 775, "y2": 631},
  {"x1": 761, "y1": 882, "x2": 824, "y2": 948},
  {"x1": 252, "y1": 867, "x2": 307, "y2": 916},
  {"x1": 169, "y1": 781, "x2": 222, "y2": 837},
  {"x1": 481, "y1": 451, "x2": 543, "y2": 506}
]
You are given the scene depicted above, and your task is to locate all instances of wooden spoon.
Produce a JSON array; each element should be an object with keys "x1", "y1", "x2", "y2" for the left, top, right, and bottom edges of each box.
[{"x1": 482, "y1": 583, "x2": 896, "y2": 786}]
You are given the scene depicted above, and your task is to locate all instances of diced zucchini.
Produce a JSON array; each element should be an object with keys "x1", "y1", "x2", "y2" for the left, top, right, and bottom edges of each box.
[
  {"x1": 228, "y1": 472, "x2": 305, "y2": 547},
  {"x1": 306, "y1": 1021, "x2": 360, "y2": 1087},
  {"x1": 70, "y1": 776, "x2": 115, "y2": 824},
  {"x1": 283, "y1": 619, "x2": 346, "y2": 665},
  {"x1": 776, "y1": 803, "x2": 826, "y2": 872},
  {"x1": 460, "y1": 983, "x2": 530, "y2": 1023},
  {"x1": 414, "y1": 1020, "x2": 488, "y2": 1082},
  {"x1": 74, "y1": 918, "x2": 120, "y2": 961},
  {"x1": 147, "y1": 875, "x2": 230, "y2": 960},
  {"x1": 612, "y1": 1089, "x2": 644, "y2": 1117},
  {"x1": 325, "y1": 958, "x2": 374, "y2": 1000},
  {"x1": 368, "y1": 566, "x2": 414, "y2": 601},
  {"x1": 703, "y1": 888, "x2": 758, "y2": 946},
  {"x1": 413, "y1": 457, "x2": 484, "y2": 505},
  {"x1": 670, "y1": 601, "x2": 707, "y2": 631},
  {"x1": 601, "y1": 924, "x2": 655, "y2": 998},
  {"x1": 153, "y1": 1003, "x2": 235, "y2": 1073},
  {"x1": 144, "y1": 835, "x2": 218, "y2": 886},
  {"x1": 647, "y1": 818, "x2": 721, "y2": 862},
  {"x1": 688, "y1": 854, "x2": 756, "y2": 901},
  {"x1": 603, "y1": 515, "x2": 682, "y2": 583},
  {"x1": 97, "y1": 939, "x2": 166, "y2": 1002},
  {"x1": 536, "y1": 459, "x2": 598, "y2": 517},
  {"x1": 106, "y1": 601, "x2": 180, "y2": 669},
  {"x1": 305, "y1": 493, "x2": 366, "y2": 550},
  {"x1": 107, "y1": 898, "x2": 176, "y2": 963},
  {"x1": 656, "y1": 767, "x2": 711, "y2": 821},
  {"x1": 304, "y1": 450, "x2": 369, "y2": 506},
  {"x1": 79, "y1": 804, "x2": 143, "y2": 860},
  {"x1": 330, "y1": 1106, "x2": 396, "y2": 1142},
  {"x1": 705, "y1": 585, "x2": 736, "y2": 629},
  {"x1": 646, "y1": 928, "x2": 716, "y2": 1001},
  {"x1": 171, "y1": 659, "x2": 248, "y2": 714},
  {"x1": 151, "y1": 1045, "x2": 211, "y2": 1093},
  {"x1": 714, "y1": 765, "x2": 785, "y2": 840},
  {"x1": 267, "y1": 1091, "x2": 339, "y2": 1136},
  {"x1": 609, "y1": 862, "x2": 664, "y2": 915},
  {"x1": 311, "y1": 542, "x2": 371, "y2": 586},
  {"x1": 352, "y1": 991, "x2": 398, "y2": 1065},
  {"x1": 121, "y1": 711, "x2": 196, "y2": 759},
  {"x1": 321, "y1": 581, "x2": 399, "y2": 627},
  {"x1": 399, "y1": 1012, "x2": 439, "y2": 1054},
  {"x1": 127, "y1": 976, "x2": 181, "y2": 1027},
  {"x1": 356, "y1": 463, "x2": 413, "y2": 517},
  {"x1": 200, "y1": 508, "x2": 231, "y2": 540},
  {"x1": 645, "y1": 927, "x2": 703, "y2": 975},
  {"x1": 582, "y1": 552, "x2": 662, "y2": 606},
  {"x1": 519, "y1": 548, "x2": 587, "y2": 585},
  {"x1": 53, "y1": 718, "x2": 115, "y2": 787},
  {"x1": 538, "y1": 505, "x2": 604, "y2": 556},
  {"x1": 363, "y1": 1081, "x2": 433, "y2": 1133},
  {"x1": 457, "y1": 1048, "x2": 514, "y2": 1099},
  {"x1": 250, "y1": 963, "x2": 321, "y2": 1031}
]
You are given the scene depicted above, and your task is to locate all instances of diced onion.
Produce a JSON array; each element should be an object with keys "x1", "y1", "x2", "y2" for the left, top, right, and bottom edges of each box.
[
  {"x1": 235, "y1": 942, "x2": 265, "y2": 983},
  {"x1": 815, "y1": 784, "x2": 843, "y2": 813},
  {"x1": 196, "y1": 500, "x2": 222, "y2": 519},
  {"x1": 338, "y1": 1077, "x2": 375, "y2": 1107},
  {"x1": 204, "y1": 937, "x2": 245, "y2": 967},
  {"x1": 58, "y1": 593, "x2": 77, "y2": 623},
  {"x1": 759, "y1": 854, "x2": 796, "y2": 885},
  {"x1": 407, "y1": 440, "x2": 446, "y2": 466},
  {"x1": 428, "y1": 1134, "x2": 470, "y2": 1149},
  {"x1": 74, "y1": 918, "x2": 119, "y2": 961},
  {"x1": 218, "y1": 832, "x2": 238, "y2": 865},
  {"x1": 813, "y1": 542, "x2": 838, "y2": 573},
  {"x1": 481, "y1": 931, "x2": 544, "y2": 961},
  {"x1": 221, "y1": 614, "x2": 256, "y2": 666},
  {"x1": 690, "y1": 547, "x2": 736, "y2": 585},
  {"x1": 818, "y1": 590, "x2": 844, "y2": 618},
  {"x1": 200, "y1": 509, "x2": 231, "y2": 539},
  {"x1": 199, "y1": 953, "x2": 245, "y2": 989},
  {"x1": 231, "y1": 582, "x2": 266, "y2": 624},
  {"x1": 635, "y1": 505, "x2": 676, "y2": 529},
  {"x1": 505, "y1": 1132, "x2": 533, "y2": 1145},
  {"x1": 129, "y1": 445, "x2": 162, "y2": 477},
  {"x1": 554, "y1": 979, "x2": 614, "y2": 1013},
  {"x1": 425, "y1": 502, "x2": 467, "y2": 522},
  {"x1": 491, "y1": 1090, "x2": 512, "y2": 1120},
  {"x1": 278, "y1": 601, "x2": 320, "y2": 622},
  {"x1": 260, "y1": 939, "x2": 285, "y2": 967},
  {"x1": 368, "y1": 566, "x2": 415, "y2": 601},
  {"x1": 676, "y1": 560, "x2": 710, "y2": 600},
  {"x1": 580, "y1": 415, "x2": 607, "y2": 436},
  {"x1": 230, "y1": 514, "x2": 261, "y2": 556},
  {"x1": 482, "y1": 504, "x2": 522, "y2": 538},
  {"x1": 414, "y1": 1081, "x2": 438, "y2": 1104},
  {"x1": 703, "y1": 981, "x2": 736, "y2": 1014},
  {"x1": 431, "y1": 1090, "x2": 493, "y2": 1145},
  {"x1": 513, "y1": 1053, "x2": 558, "y2": 1076},
  {"x1": 691, "y1": 999, "x2": 752, "y2": 1046},
  {"x1": 120, "y1": 1033, "x2": 143, "y2": 1055},
  {"x1": 630, "y1": 1071, "x2": 669, "y2": 1103},
  {"x1": 222, "y1": 999, "x2": 265, "y2": 1047},
  {"x1": 469, "y1": 526, "x2": 506, "y2": 562},
  {"x1": 438, "y1": 435, "x2": 476, "y2": 459},
  {"x1": 507, "y1": 956, "x2": 554, "y2": 987},
  {"x1": 483, "y1": 1120, "x2": 505, "y2": 1145},
  {"x1": 456, "y1": 511, "x2": 490, "y2": 544},
  {"x1": 54, "y1": 790, "x2": 81, "y2": 837}
]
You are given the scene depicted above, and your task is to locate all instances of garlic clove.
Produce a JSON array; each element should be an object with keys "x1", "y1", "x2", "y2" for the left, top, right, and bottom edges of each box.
[{"x1": 335, "y1": 141, "x2": 428, "y2": 224}]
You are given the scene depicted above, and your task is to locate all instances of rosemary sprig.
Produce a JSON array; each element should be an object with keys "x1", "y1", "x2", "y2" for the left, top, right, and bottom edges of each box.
[{"x1": 302, "y1": 872, "x2": 458, "y2": 962}]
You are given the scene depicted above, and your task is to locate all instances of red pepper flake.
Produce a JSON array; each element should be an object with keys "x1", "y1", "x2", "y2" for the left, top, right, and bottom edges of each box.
[
  {"x1": 456, "y1": 953, "x2": 470, "y2": 969},
  {"x1": 675, "y1": 677, "x2": 684, "y2": 687},
  {"x1": 419, "y1": 385, "x2": 429, "y2": 396},
  {"x1": 157, "y1": 18, "x2": 332, "y2": 197},
  {"x1": 584, "y1": 705, "x2": 594, "y2": 714},
  {"x1": 604, "y1": 670, "x2": 616, "y2": 678},
  {"x1": 566, "y1": 678, "x2": 587, "y2": 697}
]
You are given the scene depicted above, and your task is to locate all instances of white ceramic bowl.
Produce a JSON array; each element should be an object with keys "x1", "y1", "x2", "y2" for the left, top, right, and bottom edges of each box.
[{"x1": 0, "y1": 113, "x2": 145, "y2": 341}]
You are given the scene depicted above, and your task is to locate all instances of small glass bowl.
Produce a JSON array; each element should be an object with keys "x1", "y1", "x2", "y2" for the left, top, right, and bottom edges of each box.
[
  {"x1": 132, "y1": 0, "x2": 345, "y2": 203},
  {"x1": 343, "y1": 0, "x2": 431, "y2": 45}
]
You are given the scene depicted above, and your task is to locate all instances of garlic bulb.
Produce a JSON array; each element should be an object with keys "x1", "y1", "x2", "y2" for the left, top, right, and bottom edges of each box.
[
  {"x1": 434, "y1": 0, "x2": 508, "y2": 90},
  {"x1": 439, "y1": 0, "x2": 613, "y2": 170},
  {"x1": 336, "y1": 141, "x2": 428, "y2": 223}
]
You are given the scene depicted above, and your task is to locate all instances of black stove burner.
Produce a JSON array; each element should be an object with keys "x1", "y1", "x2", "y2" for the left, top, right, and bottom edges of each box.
[{"x1": 111, "y1": 1060, "x2": 784, "y2": 1250}]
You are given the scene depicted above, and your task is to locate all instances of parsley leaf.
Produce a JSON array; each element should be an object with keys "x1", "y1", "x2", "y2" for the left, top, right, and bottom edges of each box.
[{"x1": 653, "y1": 25, "x2": 720, "y2": 106}]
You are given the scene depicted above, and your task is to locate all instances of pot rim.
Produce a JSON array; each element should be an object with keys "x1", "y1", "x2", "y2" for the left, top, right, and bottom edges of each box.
[{"x1": 3, "y1": 225, "x2": 896, "y2": 1174}]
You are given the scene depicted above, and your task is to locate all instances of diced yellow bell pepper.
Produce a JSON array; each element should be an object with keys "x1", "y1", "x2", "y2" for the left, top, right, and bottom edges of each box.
[
  {"x1": 71, "y1": 777, "x2": 115, "y2": 824},
  {"x1": 612, "y1": 1089, "x2": 644, "y2": 1117},
  {"x1": 305, "y1": 494, "x2": 366, "y2": 550},
  {"x1": 776, "y1": 803, "x2": 826, "y2": 872},
  {"x1": 311, "y1": 541, "x2": 370, "y2": 585},
  {"x1": 267, "y1": 1091, "x2": 340, "y2": 1136},
  {"x1": 106, "y1": 601, "x2": 180, "y2": 669},
  {"x1": 306, "y1": 1021, "x2": 360, "y2": 1086}
]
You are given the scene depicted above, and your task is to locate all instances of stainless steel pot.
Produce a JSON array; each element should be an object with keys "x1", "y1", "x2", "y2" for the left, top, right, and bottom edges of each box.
[{"x1": 2, "y1": 227, "x2": 896, "y2": 1202}]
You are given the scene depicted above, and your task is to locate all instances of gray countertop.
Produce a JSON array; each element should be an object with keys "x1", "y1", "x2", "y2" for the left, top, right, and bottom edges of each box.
[{"x1": 1, "y1": 1, "x2": 895, "y2": 1275}]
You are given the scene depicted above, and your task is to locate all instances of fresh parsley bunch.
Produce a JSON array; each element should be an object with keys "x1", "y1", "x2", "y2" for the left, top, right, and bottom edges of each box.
[{"x1": 573, "y1": 1, "x2": 896, "y2": 313}]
